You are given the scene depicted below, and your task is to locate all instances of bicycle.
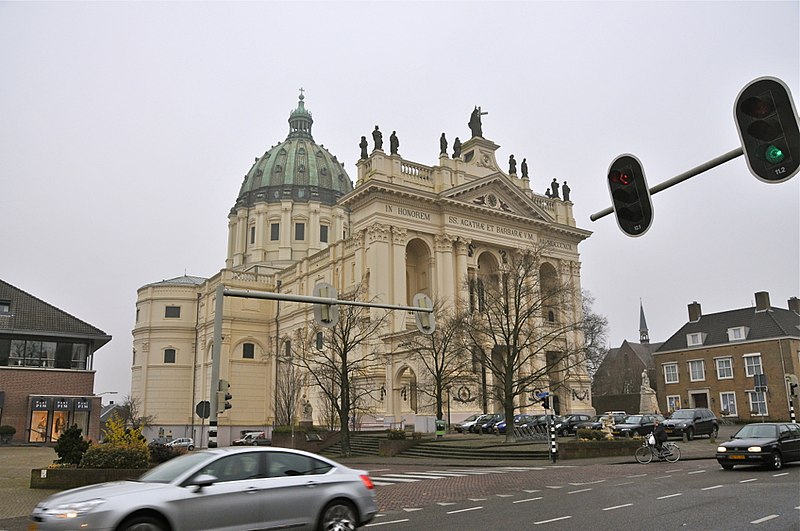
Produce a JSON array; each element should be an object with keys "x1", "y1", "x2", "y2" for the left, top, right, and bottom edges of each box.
[{"x1": 635, "y1": 435, "x2": 680, "y2": 464}]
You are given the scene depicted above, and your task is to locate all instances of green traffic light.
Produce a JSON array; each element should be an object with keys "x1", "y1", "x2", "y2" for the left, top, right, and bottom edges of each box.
[{"x1": 765, "y1": 144, "x2": 785, "y2": 164}]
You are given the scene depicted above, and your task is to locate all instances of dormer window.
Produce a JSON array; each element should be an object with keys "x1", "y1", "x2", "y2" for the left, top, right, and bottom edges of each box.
[
  {"x1": 727, "y1": 326, "x2": 748, "y2": 341},
  {"x1": 687, "y1": 332, "x2": 705, "y2": 346},
  {"x1": 0, "y1": 299, "x2": 10, "y2": 315}
]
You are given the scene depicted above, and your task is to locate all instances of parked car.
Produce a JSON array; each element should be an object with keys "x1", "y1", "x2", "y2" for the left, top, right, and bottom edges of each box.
[
  {"x1": 716, "y1": 422, "x2": 800, "y2": 470},
  {"x1": 554, "y1": 414, "x2": 592, "y2": 436},
  {"x1": 474, "y1": 413, "x2": 504, "y2": 434},
  {"x1": 520, "y1": 414, "x2": 562, "y2": 433},
  {"x1": 494, "y1": 414, "x2": 537, "y2": 435},
  {"x1": 575, "y1": 413, "x2": 628, "y2": 432},
  {"x1": 466, "y1": 414, "x2": 494, "y2": 433},
  {"x1": 612, "y1": 414, "x2": 665, "y2": 438},
  {"x1": 232, "y1": 431, "x2": 271, "y2": 446},
  {"x1": 454, "y1": 414, "x2": 482, "y2": 433},
  {"x1": 166, "y1": 437, "x2": 195, "y2": 451},
  {"x1": 662, "y1": 408, "x2": 719, "y2": 440},
  {"x1": 29, "y1": 446, "x2": 378, "y2": 531}
]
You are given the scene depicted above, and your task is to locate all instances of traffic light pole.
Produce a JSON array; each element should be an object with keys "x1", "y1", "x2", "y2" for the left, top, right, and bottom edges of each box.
[
  {"x1": 206, "y1": 285, "x2": 435, "y2": 447},
  {"x1": 591, "y1": 147, "x2": 743, "y2": 222}
]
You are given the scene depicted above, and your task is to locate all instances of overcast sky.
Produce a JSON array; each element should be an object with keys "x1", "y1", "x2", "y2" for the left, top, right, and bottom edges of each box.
[{"x1": 2, "y1": 1, "x2": 798, "y2": 397}]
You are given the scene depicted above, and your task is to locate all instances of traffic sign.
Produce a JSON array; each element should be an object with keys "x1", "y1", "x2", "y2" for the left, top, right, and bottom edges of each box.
[{"x1": 195, "y1": 400, "x2": 210, "y2": 419}]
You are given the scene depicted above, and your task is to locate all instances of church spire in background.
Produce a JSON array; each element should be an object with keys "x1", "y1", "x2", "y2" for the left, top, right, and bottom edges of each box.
[{"x1": 639, "y1": 299, "x2": 650, "y2": 344}]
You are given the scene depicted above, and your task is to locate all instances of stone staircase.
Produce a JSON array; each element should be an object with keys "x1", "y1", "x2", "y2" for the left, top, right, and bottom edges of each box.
[{"x1": 322, "y1": 433, "x2": 550, "y2": 461}]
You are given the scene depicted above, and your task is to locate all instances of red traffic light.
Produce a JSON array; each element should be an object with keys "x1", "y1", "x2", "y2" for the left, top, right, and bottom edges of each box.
[{"x1": 607, "y1": 154, "x2": 653, "y2": 237}]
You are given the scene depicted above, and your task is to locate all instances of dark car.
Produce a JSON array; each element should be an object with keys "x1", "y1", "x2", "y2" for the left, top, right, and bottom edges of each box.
[
  {"x1": 612, "y1": 414, "x2": 664, "y2": 438},
  {"x1": 716, "y1": 422, "x2": 800, "y2": 470},
  {"x1": 475, "y1": 413, "x2": 504, "y2": 434},
  {"x1": 519, "y1": 414, "x2": 562, "y2": 433},
  {"x1": 554, "y1": 414, "x2": 592, "y2": 436},
  {"x1": 662, "y1": 408, "x2": 719, "y2": 440},
  {"x1": 494, "y1": 414, "x2": 537, "y2": 434}
]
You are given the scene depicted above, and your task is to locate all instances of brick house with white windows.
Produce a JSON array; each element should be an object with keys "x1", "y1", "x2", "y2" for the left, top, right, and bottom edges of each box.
[{"x1": 654, "y1": 292, "x2": 799, "y2": 421}]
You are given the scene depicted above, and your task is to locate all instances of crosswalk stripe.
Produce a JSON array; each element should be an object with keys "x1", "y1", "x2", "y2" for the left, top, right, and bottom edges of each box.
[
  {"x1": 380, "y1": 473, "x2": 445, "y2": 480},
  {"x1": 371, "y1": 476, "x2": 420, "y2": 483}
]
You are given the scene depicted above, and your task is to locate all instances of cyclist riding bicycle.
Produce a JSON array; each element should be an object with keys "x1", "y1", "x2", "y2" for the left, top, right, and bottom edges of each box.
[{"x1": 653, "y1": 419, "x2": 669, "y2": 455}]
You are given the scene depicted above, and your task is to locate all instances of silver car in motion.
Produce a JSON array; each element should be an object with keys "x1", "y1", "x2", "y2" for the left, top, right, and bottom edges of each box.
[{"x1": 29, "y1": 446, "x2": 378, "y2": 530}]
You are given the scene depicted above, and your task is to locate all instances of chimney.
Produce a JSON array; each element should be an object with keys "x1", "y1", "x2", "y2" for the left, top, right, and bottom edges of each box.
[
  {"x1": 788, "y1": 297, "x2": 800, "y2": 314},
  {"x1": 754, "y1": 291, "x2": 771, "y2": 312},
  {"x1": 688, "y1": 301, "x2": 702, "y2": 322}
]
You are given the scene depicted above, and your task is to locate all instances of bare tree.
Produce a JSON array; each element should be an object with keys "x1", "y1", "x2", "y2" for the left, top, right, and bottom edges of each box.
[
  {"x1": 117, "y1": 395, "x2": 157, "y2": 431},
  {"x1": 466, "y1": 244, "x2": 590, "y2": 442},
  {"x1": 290, "y1": 283, "x2": 390, "y2": 457},
  {"x1": 401, "y1": 303, "x2": 475, "y2": 422},
  {"x1": 274, "y1": 347, "x2": 306, "y2": 427},
  {"x1": 581, "y1": 290, "x2": 609, "y2": 379}
]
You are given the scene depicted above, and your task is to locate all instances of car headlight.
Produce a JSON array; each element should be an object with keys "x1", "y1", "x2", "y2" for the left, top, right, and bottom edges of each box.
[
  {"x1": 747, "y1": 446, "x2": 762, "y2": 453},
  {"x1": 44, "y1": 499, "x2": 106, "y2": 518},
  {"x1": 717, "y1": 447, "x2": 727, "y2": 452}
]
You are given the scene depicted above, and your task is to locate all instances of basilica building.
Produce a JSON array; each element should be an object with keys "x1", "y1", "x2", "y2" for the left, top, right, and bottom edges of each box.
[{"x1": 131, "y1": 93, "x2": 593, "y2": 445}]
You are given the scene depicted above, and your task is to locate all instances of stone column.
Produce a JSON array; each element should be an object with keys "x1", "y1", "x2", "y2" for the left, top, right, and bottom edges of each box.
[
  {"x1": 434, "y1": 234, "x2": 455, "y2": 305},
  {"x1": 454, "y1": 238, "x2": 470, "y2": 310},
  {"x1": 391, "y1": 228, "x2": 407, "y2": 332}
]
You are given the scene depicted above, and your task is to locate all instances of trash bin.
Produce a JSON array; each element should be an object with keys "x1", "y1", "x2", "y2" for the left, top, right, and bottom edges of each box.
[{"x1": 435, "y1": 420, "x2": 446, "y2": 439}]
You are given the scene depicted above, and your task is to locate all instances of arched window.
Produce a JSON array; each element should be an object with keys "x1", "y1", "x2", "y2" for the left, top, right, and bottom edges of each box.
[
  {"x1": 540, "y1": 262, "x2": 559, "y2": 322},
  {"x1": 405, "y1": 239, "x2": 431, "y2": 304},
  {"x1": 164, "y1": 348, "x2": 176, "y2": 364}
]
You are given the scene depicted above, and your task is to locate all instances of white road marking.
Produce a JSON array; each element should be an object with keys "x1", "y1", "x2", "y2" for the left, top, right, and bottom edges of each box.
[
  {"x1": 523, "y1": 489, "x2": 541, "y2": 493},
  {"x1": 568, "y1": 479, "x2": 606, "y2": 485},
  {"x1": 653, "y1": 475, "x2": 672, "y2": 479},
  {"x1": 545, "y1": 485, "x2": 563, "y2": 489},
  {"x1": 772, "y1": 472, "x2": 789, "y2": 477},
  {"x1": 371, "y1": 476, "x2": 419, "y2": 483},
  {"x1": 656, "y1": 493, "x2": 683, "y2": 500},
  {"x1": 603, "y1": 503, "x2": 633, "y2": 511},
  {"x1": 402, "y1": 508, "x2": 422, "y2": 512},
  {"x1": 513, "y1": 497, "x2": 543, "y2": 504},
  {"x1": 568, "y1": 488, "x2": 592, "y2": 494},
  {"x1": 413, "y1": 471, "x2": 468, "y2": 477},
  {"x1": 614, "y1": 481, "x2": 635, "y2": 486},
  {"x1": 436, "y1": 502, "x2": 457, "y2": 506},
  {"x1": 534, "y1": 516, "x2": 572, "y2": 525},
  {"x1": 626, "y1": 473, "x2": 648, "y2": 478},
  {"x1": 740, "y1": 478, "x2": 758, "y2": 483},
  {"x1": 365, "y1": 519, "x2": 410, "y2": 527},
  {"x1": 496, "y1": 494, "x2": 514, "y2": 497},
  {"x1": 381, "y1": 473, "x2": 444, "y2": 480},
  {"x1": 665, "y1": 469, "x2": 683, "y2": 473},
  {"x1": 468, "y1": 498, "x2": 487, "y2": 501},
  {"x1": 751, "y1": 515, "x2": 779, "y2": 524},
  {"x1": 701, "y1": 485, "x2": 724, "y2": 491},
  {"x1": 447, "y1": 506, "x2": 483, "y2": 514},
  {"x1": 688, "y1": 470, "x2": 706, "y2": 475}
]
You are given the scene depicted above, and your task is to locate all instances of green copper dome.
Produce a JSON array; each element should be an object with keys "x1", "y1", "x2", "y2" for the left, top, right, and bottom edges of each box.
[{"x1": 231, "y1": 90, "x2": 353, "y2": 213}]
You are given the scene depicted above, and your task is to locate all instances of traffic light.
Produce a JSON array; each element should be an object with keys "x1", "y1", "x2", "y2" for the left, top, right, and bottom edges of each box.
[
  {"x1": 735, "y1": 77, "x2": 800, "y2": 183},
  {"x1": 607, "y1": 154, "x2": 653, "y2": 237},
  {"x1": 412, "y1": 293, "x2": 435, "y2": 335},
  {"x1": 312, "y1": 282, "x2": 339, "y2": 328},
  {"x1": 541, "y1": 395, "x2": 550, "y2": 409},
  {"x1": 217, "y1": 379, "x2": 232, "y2": 414}
]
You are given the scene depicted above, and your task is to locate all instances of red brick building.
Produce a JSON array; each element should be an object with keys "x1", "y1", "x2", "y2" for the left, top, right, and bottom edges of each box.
[
  {"x1": 654, "y1": 292, "x2": 799, "y2": 421},
  {"x1": 0, "y1": 279, "x2": 111, "y2": 443}
]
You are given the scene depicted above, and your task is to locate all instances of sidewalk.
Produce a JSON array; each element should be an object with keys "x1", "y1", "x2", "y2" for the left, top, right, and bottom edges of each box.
[{"x1": 0, "y1": 425, "x2": 735, "y2": 522}]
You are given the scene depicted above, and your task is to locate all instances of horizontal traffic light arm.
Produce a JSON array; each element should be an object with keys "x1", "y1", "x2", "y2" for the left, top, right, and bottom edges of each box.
[
  {"x1": 591, "y1": 147, "x2": 743, "y2": 222},
  {"x1": 222, "y1": 288, "x2": 434, "y2": 314}
]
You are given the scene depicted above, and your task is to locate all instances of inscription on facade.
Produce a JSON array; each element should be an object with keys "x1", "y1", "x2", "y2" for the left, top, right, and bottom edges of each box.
[
  {"x1": 446, "y1": 215, "x2": 536, "y2": 242},
  {"x1": 385, "y1": 205, "x2": 431, "y2": 221},
  {"x1": 542, "y1": 239, "x2": 574, "y2": 251}
]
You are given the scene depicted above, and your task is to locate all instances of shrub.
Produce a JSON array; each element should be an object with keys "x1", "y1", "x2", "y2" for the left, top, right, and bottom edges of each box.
[
  {"x1": 387, "y1": 429, "x2": 406, "y2": 440},
  {"x1": 0, "y1": 425, "x2": 16, "y2": 443},
  {"x1": 148, "y1": 442, "x2": 182, "y2": 464},
  {"x1": 54, "y1": 425, "x2": 91, "y2": 465},
  {"x1": 576, "y1": 429, "x2": 609, "y2": 441},
  {"x1": 80, "y1": 443, "x2": 149, "y2": 469}
]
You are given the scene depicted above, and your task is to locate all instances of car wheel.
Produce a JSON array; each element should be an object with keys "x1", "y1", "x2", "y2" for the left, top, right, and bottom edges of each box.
[
  {"x1": 119, "y1": 515, "x2": 168, "y2": 531},
  {"x1": 188, "y1": 445, "x2": 194, "y2": 451},
  {"x1": 686, "y1": 427, "x2": 694, "y2": 441},
  {"x1": 720, "y1": 462, "x2": 734, "y2": 470},
  {"x1": 318, "y1": 501, "x2": 357, "y2": 531},
  {"x1": 710, "y1": 425, "x2": 719, "y2": 438},
  {"x1": 770, "y1": 451, "x2": 782, "y2": 470}
]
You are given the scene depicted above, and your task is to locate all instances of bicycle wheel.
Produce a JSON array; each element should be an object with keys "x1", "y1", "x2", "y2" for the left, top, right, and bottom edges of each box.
[
  {"x1": 665, "y1": 443, "x2": 681, "y2": 463},
  {"x1": 635, "y1": 446, "x2": 653, "y2": 464}
]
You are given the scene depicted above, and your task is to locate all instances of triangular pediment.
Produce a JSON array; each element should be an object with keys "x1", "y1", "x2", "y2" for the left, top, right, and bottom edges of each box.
[{"x1": 441, "y1": 173, "x2": 555, "y2": 223}]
